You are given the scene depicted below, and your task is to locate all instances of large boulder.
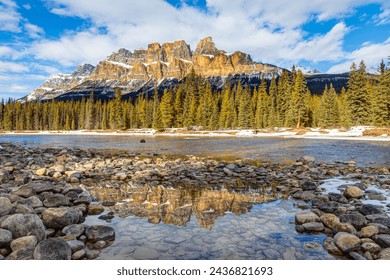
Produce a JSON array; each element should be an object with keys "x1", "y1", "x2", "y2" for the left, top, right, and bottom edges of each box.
[
  {"x1": 334, "y1": 232, "x2": 361, "y2": 253},
  {"x1": 1, "y1": 214, "x2": 46, "y2": 242},
  {"x1": 0, "y1": 228, "x2": 12, "y2": 247},
  {"x1": 0, "y1": 197, "x2": 13, "y2": 216},
  {"x1": 344, "y1": 186, "x2": 364, "y2": 199},
  {"x1": 43, "y1": 194, "x2": 70, "y2": 208},
  {"x1": 34, "y1": 238, "x2": 72, "y2": 260},
  {"x1": 85, "y1": 225, "x2": 115, "y2": 242},
  {"x1": 42, "y1": 207, "x2": 79, "y2": 229},
  {"x1": 295, "y1": 211, "x2": 320, "y2": 225}
]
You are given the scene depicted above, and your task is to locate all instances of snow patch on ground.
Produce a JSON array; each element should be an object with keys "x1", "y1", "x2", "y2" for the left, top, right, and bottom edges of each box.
[{"x1": 319, "y1": 178, "x2": 359, "y2": 194}]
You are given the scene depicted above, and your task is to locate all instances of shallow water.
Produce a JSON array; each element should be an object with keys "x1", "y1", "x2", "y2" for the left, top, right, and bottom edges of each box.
[{"x1": 1, "y1": 134, "x2": 389, "y2": 166}]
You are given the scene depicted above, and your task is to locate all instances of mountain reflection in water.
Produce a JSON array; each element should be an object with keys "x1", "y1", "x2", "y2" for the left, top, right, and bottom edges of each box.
[{"x1": 87, "y1": 183, "x2": 287, "y2": 229}]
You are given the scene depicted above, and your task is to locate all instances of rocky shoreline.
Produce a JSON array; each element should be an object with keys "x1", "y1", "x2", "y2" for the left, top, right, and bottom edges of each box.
[{"x1": 0, "y1": 142, "x2": 389, "y2": 260}]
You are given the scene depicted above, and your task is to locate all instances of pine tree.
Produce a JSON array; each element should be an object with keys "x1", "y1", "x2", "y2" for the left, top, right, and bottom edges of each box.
[
  {"x1": 267, "y1": 76, "x2": 278, "y2": 128},
  {"x1": 159, "y1": 89, "x2": 174, "y2": 128},
  {"x1": 238, "y1": 85, "x2": 252, "y2": 128},
  {"x1": 290, "y1": 70, "x2": 309, "y2": 128},
  {"x1": 318, "y1": 84, "x2": 339, "y2": 127}
]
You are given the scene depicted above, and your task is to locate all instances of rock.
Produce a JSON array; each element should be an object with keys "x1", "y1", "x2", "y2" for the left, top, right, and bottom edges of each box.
[
  {"x1": 72, "y1": 249, "x2": 86, "y2": 260},
  {"x1": 133, "y1": 247, "x2": 159, "y2": 259},
  {"x1": 226, "y1": 163, "x2": 236, "y2": 170},
  {"x1": 318, "y1": 202, "x2": 340, "y2": 213},
  {"x1": 32, "y1": 182, "x2": 55, "y2": 193},
  {"x1": 43, "y1": 194, "x2": 70, "y2": 207},
  {"x1": 140, "y1": 139, "x2": 146, "y2": 143},
  {"x1": 10, "y1": 236, "x2": 37, "y2": 251},
  {"x1": 0, "y1": 228, "x2": 12, "y2": 247},
  {"x1": 115, "y1": 172, "x2": 127, "y2": 180},
  {"x1": 344, "y1": 186, "x2": 364, "y2": 199},
  {"x1": 0, "y1": 169, "x2": 10, "y2": 183},
  {"x1": 67, "y1": 240, "x2": 85, "y2": 253},
  {"x1": 333, "y1": 223, "x2": 357, "y2": 234},
  {"x1": 12, "y1": 202, "x2": 35, "y2": 214},
  {"x1": 371, "y1": 217, "x2": 390, "y2": 227},
  {"x1": 340, "y1": 213, "x2": 367, "y2": 230},
  {"x1": 94, "y1": 240, "x2": 107, "y2": 249},
  {"x1": 304, "y1": 242, "x2": 321, "y2": 250},
  {"x1": 102, "y1": 200, "x2": 116, "y2": 207},
  {"x1": 62, "y1": 224, "x2": 85, "y2": 238},
  {"x1": 320, "y1": 213, "x2": 340, "y2": 229},
  {"x1": 34, "y1": 238, "x2": 72, "y2": 260},
  {"x1": 359, "y1": 204, "x2": 384, "y2": 215},
  {"x1": 25, "y1": 196, "x2": 43, "y2": 208},
  {"x1": 5, "y1": 248, "x2": 34, "y2": 260},
  {"x1": 334, "y1": 232, "x2": 361, "y2": 253},
  {"x1": 88, "y1": 204, "x2": 105, "y2": 215},
  {"x1": 85, "y1": 225, "x2": 115, "y2": 242},
  {"x1": 85, "y1": 250, "x2": 100, "y2": 260},
  {"x1": 0, "y1": 197, "x2": 13, "y2": 216},
  {"x1": 363, "y1": 251, "x2": 373, "y2": 260},
  {"x1": 378, "y1": 248, "x2": 390, "y2": 260},
  {"x1": 361, "y1": 242, "x2": 381, "y2": 254},
  {"x1": 360, "y1": 225, "x2": 379, "y2": 238},
  {"x1": 295, "y1": 211, "x2": 320, "y2": 225},
  {"x1": 328, "y1": 193, "x2": 348, "y2": 204},
  {"x1": 65, "y1": 191, "x2": 79, "y2": 201},
  {"x1": 42, "y1": 207, "x2": 80, "y2": 229},
  {"x1": 35, "y1": 168, "x2": 47, "y2": 176},
  {"x1": 302, "y1": 222, "x2": 324, "y2": 232},
  {"x1": 302, "y1": 156, "x2": 315, "y2": 163},
  {"x1": 375, "y1": 234, "x2": 390, "y2": 248},
  {"x1": 301, "y1": 181, "x2": 317, "y2": 191},
  {"x1": 323, "y1": 237, "x2": 343, "y2": 256},
  {"x1": 349, "y1": 252, "x2": 366, "y2": 260},
  {"x1": 1, "y1": 214, "x2": 46, "y2": 242},
  {"x1": 10, "y1": 185, "x2": 36, "y2": 198},
  {"x1": 366, "y1": 193, "x2": 386, "y2": 201},
  {"x1": 65, "y1": 171, "x2": 82, "y2": 178}
]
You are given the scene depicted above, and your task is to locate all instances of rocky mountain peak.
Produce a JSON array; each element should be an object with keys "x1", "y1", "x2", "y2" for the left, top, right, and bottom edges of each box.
[
  {"x1": 71, "y1": 64, "x2": 95, "y2": 77},
  {"x1": 193, "y1": 36, "x2": 220, "y2": 57},
  {"x1": 106, "y1": 48, "x2": 133, "y2": 63}
]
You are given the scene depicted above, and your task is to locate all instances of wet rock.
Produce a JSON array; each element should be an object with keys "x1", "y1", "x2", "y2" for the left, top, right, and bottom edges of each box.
[
  {"x1": 320, "y1": 213, "x2": 340, "y2": 229},
  {"x1": 359, "y1": 204, "x2": 384, "y2": 215},
  {"x1": 334, "y1": 232, "x2": 361, "y2": 253},
  {"x1": 344, "y1": 186, "x2": 364, "y2": 199},
  {"x1": 378, "y1": 248, "x2": 390, "y2": 260},
  {"x1": 374, "y1": 234, "x2": 390, "y2": 248},
  {"x1": 361, "y1": 242, "x2": 381, "y2": 254},
  {"x1": 74, "y1": 197, "x2": 91, "y2": 205},
  {"x1": 42, "y1": 207, "x2": 80, "y2": 229},
  {"x1": 6, "y1": 248, "x2": 34, "y2": 260},
  {"x1": 302, "y1": 222, "x2": 324, "y2": 232},
  {"x1": 349, "y1": 251, "x2": 366, "y2": 260},
  {"x1": 85, "y1": 250, "x2": 100, "y2": 260},
  {"x1": 323, "y1": 237, "x2": 343, "y2": 256},
  {"x1": 72, "y1": 249, "x2": 86, "y2": 260},
  {"x1": 295, "y1": 211, "x2": 320, "y2": 225},
  {"x1": 366, "y1": 193, "x2": 386, "y2": 201},
  {"x1": 10, "y1": 236, "x2": 37, "y2": 251},
  {"x1": 340, "y1": 213, "x2": 367, "y2": 230},
  {"x1": 34, "y1": 238, "x2": 72, "y2": 260},
  {"x1": 85, "y1": 225, "x2": 115, "y2": 242},
  {"x1": 1, "y1": 214, "x2": 46, "y2": 242},
  {"x1": 0, "y1": 197, "x2": 13, "y2": 216},
  {"x1": 360, "y1": 225, "x2": 379, "y2": 238},
  {"x1": 301, "y1": 181, "x2": 317, "y2": 191},
  {"x1": 94, "y1": 240, "x2": 107, "y2": 249},
  {"x1": 65, "y1": 191, "x2": 79, "y2": 201},
  {"x1": 88, "y1": 204, "x2": 105, "y2": 215},
  {"x1": 43, "y1": 194, "x2": 70, "y2": 207},
  {"x1": 62, "y1": 224, "x2": 85, "y2": 238},
  {"x1": 0, "y1": 228, "x2": 12, "y2": 247},
  {"x1": 67, "y1": 240, "x2": 85, "y2": 253},
  {"x1": 334, "y1": 222, "x2": 357, "y2": 234},
  {"x1": 10, "y1": 185, "x2": 36, "y2": 198},
  {"x1": 328, "y1": 193, "x2": 348, "y2": 204},
  {"x1": 318, "y1": 202, "x2": 340, "y2": 213}
]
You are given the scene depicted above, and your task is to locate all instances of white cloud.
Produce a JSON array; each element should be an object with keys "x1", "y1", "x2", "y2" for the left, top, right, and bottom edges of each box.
[
  {"x1": 23, "y1": 3, "x2": 31, "y2": 10},
  {"x1": 24, "y1": 23, "x2": 45, "y2": 39},
  {"x1": 327, "y1": 37, "x2": 390, "y2": 73},
  {"x1": 0, "y1": 61, "x2": 28, "y2": 73},
  {"x1": 0, "y1": 46, "x2": 13, "y2": 57},
  {"x1": 0, "y1": 0, "x2": 21, "y2": 32}
]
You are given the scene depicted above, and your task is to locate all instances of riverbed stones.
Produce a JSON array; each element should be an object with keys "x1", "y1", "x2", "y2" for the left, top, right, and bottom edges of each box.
[
  {"x1": 361, "y1": 242, "x2": 381, "y2": 254},
  {"x1": 302, "y1": 222, "x2": 324, "y2": 232},
  {"x1": 10, "y1": 185, "x2": 36, "y2": 198},
  {"x1": 62, "y1": 224, "x2": 85, "y2": 238},
  {"x1": 0, "y1": 228, "x2": 12, "y2": 246},
  {"x1": 295, "y1": 211, "x2": 320, "y2": 224},
  {"x1": 35, "y1": 168, "x2": 47, "y2": 176},
  {"x1": 10, "y1": 236, "x2": 37, "y2": 251},
  {"x1": 72, "y1": 249, "x2": 86, "y2": 260},
  {"x1": 320, "y1": 213, "x2": 340, "y2": 229},
  {"x1": 42, "y1": 207, "x2": 79, "y2": 229},
  {"x1": 344, "y1": 186, "x2": 364, "y2": 199},
  {"x1": 323, "y1": 237, "x2": 343, "y2": 256},
  {"x1": 6, "y1": 248, "x2": 34, "y2": 260},
  {"x1": 334, "y1": 232, "x2": 361, "y2": 253},
  {"x1": 85, "y1": 250, "x2": 100, "y2": 260},
  {"x1": 334, "y1": 222, "x2": 357, "y2": 234},
  {"x1": 67, "y1": 240, "x2": 85, "y2": 253},
  {"x1": 339, "y1": 213, "x2": 367, "y2": 230},
  {"x1": 359, "y1": 204, "x2": 383, "y2": 215},
  {"x1": 43, "y1": 194, "x2": 70, "y2": 207},
  {"x1": 34, "y1": 238, "x2": 72, "y2": 260},
  {"x1": 88, "y1": 204, "x2": 105, "y2": 215},
  {"x1": 360, "y1": 225, "x2": 379, "y2": 238},
  {"x1": 1, "y1": 214, "x2": 46, "y2": 242},
  {"x1": 374, "y1": 234, "x2": 390, "y2": 248},
  {"x1": 85, "y1": 225, "x2": 115, "y2": 242},
  {"x1": 0, "y1": 197, "x2": 12, "y2": 216},
  {"x1": 378, "y1": 248, "x2": 390, "y2": 260}
]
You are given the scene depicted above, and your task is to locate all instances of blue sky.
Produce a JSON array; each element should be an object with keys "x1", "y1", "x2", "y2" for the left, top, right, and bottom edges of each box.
[{"x1": 1, "y1": 0, "x2": 390, "y2": 99}]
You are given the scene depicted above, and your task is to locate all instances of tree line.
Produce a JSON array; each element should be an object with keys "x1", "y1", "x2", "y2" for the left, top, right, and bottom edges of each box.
[{"x1": 0, "y1": 60, "x2": 389, "y2": 131}]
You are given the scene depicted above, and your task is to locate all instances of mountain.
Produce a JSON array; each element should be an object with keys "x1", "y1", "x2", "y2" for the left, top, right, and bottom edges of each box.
[
  {"x1": 293, "y1": 65, "x2": 321, "y2": 75},
  {"x1": 25, "y1": 37, "x2": 349, "y2": 101},
  {"x1": 25, "y1": 37, "x2": 283, "y2": 101}
]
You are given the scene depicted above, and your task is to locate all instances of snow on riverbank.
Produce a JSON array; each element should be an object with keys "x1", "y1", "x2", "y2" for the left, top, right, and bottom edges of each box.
[{"x1": 1, "y1": 126, "x2": 389, "y2": 141}]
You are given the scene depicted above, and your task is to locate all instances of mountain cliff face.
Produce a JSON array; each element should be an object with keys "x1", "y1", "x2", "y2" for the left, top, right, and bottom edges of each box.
[{"x1": 26, "y1": 37, "x2": 282, "y2": 101}]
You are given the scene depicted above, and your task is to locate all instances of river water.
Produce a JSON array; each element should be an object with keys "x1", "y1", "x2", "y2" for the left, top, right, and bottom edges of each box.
[
  {"x1": 0, "y1": 134, "x2": 389, "y2": 166},
  {"x1": 1, "y1": 135, "x2": 389, "y2": 259}
]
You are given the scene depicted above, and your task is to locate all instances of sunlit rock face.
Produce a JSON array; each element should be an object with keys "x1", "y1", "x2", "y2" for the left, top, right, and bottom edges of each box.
[{"x1": 88, "y1": 183, "x2": 285, "y2": 229}]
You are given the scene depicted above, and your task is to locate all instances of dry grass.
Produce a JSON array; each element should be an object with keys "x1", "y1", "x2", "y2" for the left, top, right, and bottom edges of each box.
[{"x1": 362, "y1": 128, "x2": 390, "y2": 137}]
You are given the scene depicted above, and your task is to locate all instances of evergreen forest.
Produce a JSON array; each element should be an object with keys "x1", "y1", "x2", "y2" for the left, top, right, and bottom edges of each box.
[{"x1": 0, "y1": 61, "x2": 389, "y2": 131}]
